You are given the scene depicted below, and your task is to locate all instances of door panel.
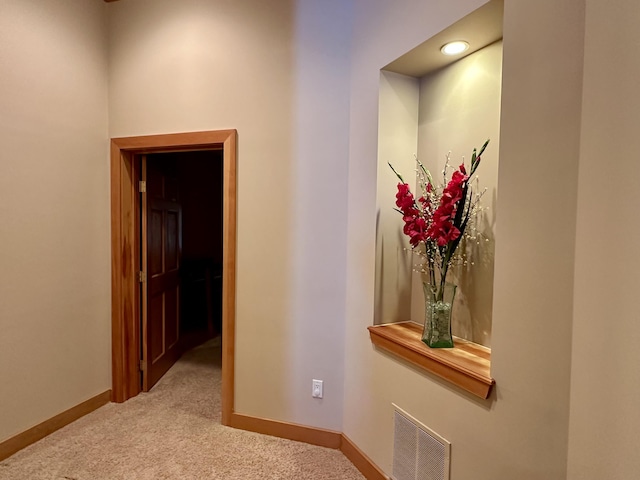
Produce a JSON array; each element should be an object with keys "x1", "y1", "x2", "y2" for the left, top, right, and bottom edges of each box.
[
  {"x1": 166, "y1": 211, "x2": 179, "y2": 269},
  {"x1": 142, "y1": 156, "x2": 182, "y2": 391},
  {"x1": 149, "y1": 209, "x2": 163, "y2": 275},
  {"x1": 149, "y1": 295, "x2": 164, "y2": 363}
]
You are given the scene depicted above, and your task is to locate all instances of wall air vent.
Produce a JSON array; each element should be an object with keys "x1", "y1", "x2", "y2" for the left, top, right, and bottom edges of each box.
[{"x1": 392, "y1": 404, "x2": 451, "y2": 480}]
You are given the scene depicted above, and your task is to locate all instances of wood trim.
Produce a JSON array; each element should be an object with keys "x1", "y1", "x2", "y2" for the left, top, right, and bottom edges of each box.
[
  {"x1": 110, "y1": 130, "x2": 237, "y2": 427},
  {"x1": 110, "y1": 142, "x2": 123, "y2": 399},
  {"x1": 228, "y1": 413, "x2": 342, "y2": 449},
  {"x1": 368, "y1": 321, "x2": 495, "y2": 399},
  {"x1": 0, "y1": 391, "x2": 111, "y2": 461},
  {"x1": 111, "y1": 130, "x2": 235, "y2": 152},
  {"x1": 110, "y1": 147, "x2": 140, "y2": 403},
  {"x1": 228, "y1": 413, "x2": 389, "y2": 479},
  {"x1": 341, "y1": 435, "x2": 389, "y2": 480},
  {"x1": 221, "y1": 132, "x2": 237, "y2": 426}
]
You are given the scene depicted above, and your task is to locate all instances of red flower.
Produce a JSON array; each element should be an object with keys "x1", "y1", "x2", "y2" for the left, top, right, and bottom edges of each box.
[
  {"x1": 388, "y1": 141, "x2": 488, "y2": 288},
  {"x1": 404, "y1": 216, "x2": 428, "y2": 247},
  {"x1": 426, "y1": 168, "x2": 468, "y2": 247},
  {"x1": 395, "y1": 182, "x2": 430, "y2": 247},
  {"x1": 393, "y1": 165, "x2": 469, "y2": 249},
  {"x1": 395, "y1": 183, "x2": 418, "y2": 215}
]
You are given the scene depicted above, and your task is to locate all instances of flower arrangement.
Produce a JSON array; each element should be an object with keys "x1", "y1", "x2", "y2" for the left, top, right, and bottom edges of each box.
[{"x1": 389, "y1": 140, "x2": 489, "y2": 303}]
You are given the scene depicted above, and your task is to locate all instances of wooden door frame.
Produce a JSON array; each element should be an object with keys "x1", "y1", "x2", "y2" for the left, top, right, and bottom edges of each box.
[{"x1": 110, "y1": 130, "x2": 236, "y2": 426}]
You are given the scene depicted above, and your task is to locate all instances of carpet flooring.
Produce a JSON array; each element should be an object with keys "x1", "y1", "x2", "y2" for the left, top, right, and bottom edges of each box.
[{"x1": 0, "y1": 339, "x2": 365, "y2": 479}]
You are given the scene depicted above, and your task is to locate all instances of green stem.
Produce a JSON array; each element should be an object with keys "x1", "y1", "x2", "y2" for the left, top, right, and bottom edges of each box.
[
  {"x1": 439, "y1": 246, "x2": 453, "y2": 302},
  {"x1": 388, "y1": 162, "x2": 405, "y2": 183}
]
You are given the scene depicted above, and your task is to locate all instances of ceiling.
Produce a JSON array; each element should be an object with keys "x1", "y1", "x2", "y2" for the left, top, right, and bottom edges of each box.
[{"x1": 383, "y1": 0, "x2": 503, "y2": 78}]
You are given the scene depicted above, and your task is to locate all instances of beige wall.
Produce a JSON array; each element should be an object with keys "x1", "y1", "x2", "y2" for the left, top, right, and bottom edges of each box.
[
  {"x1": 567, "y1": 0, "x2": 640, "y2": 478},
  {"x1": 374, "y1": 71, "x2": 419, "y2": 325},
  {"x1": 108, "y1": 0, "x2": 352, "y2": 430},
  {"x1": 344, "y1": 0, "x2": 583, "y2": 479},
  {"x1": 0, "y1": 0, "x2": 110, "y2": 442}
]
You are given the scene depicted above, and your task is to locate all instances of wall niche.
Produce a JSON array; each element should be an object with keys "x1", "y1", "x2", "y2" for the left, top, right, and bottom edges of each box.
[{"x1": 374, "y1": 0, "x2": 503, "y2": 348}]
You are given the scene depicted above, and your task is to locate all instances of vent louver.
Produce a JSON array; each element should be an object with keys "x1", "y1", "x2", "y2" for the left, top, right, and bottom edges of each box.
[{"x1": 392, "y1": 404, "x2": 450, "y2": 480}]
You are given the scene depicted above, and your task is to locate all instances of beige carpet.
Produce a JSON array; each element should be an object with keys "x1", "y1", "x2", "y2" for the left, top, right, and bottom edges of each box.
[{"x1": 0, "y1": 339, "x2": 365, "y2": 480}]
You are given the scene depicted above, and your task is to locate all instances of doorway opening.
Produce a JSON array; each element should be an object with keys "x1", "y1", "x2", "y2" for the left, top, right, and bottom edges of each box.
[{"x1": 110, "y1": 130, "x2": 236, "y2": 426}]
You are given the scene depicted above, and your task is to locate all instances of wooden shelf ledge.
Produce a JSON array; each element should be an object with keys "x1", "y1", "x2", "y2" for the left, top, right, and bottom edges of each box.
[{"x1": 368, "y1": 321, "x2": 495, "y2": 399}]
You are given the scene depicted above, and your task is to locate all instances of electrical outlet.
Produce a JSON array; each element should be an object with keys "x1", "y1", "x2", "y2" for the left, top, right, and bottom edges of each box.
[{"x1": 312, "y1": 379, "x2": 323, "y2": 398}]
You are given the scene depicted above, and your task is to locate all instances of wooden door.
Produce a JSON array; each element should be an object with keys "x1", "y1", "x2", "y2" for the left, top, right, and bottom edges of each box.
[{"x1": 141, "y1": 156, "x2": 182, "y2": 391}]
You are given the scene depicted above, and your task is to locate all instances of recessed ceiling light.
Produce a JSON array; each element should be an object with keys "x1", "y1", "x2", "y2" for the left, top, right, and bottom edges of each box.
[{"x1": 440, "y1": 41, "x2": 469, "y2": 56}]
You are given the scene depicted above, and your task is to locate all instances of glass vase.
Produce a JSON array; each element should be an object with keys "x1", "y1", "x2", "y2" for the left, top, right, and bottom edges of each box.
[{"x1": 421, "y1": 282, "x2": 456, "y2": 348}]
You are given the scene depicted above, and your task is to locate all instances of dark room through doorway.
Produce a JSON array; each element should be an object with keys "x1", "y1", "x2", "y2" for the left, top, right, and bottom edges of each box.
[{"x1": 142, "y1": 149, "x2": 224, "y2": 390}]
